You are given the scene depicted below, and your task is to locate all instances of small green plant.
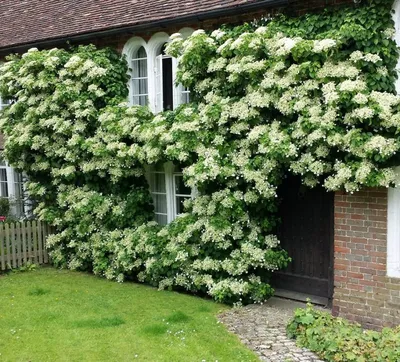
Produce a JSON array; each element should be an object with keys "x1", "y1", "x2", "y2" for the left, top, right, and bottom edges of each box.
[
  {"x1": 0, "y1": 197, "x2": 10, "y2": 217},
  {"x1": 287, "y1": 304, "x2": 400, "y2": 362},
  {"x1": 28, "y1": 286, "x2": 50, "y2": 295},
  {"x1": 11, "y1": 262, "x2": 38, "y2": 273}
]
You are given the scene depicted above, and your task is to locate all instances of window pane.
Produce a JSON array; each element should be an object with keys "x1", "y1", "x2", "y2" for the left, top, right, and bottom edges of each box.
[
  {"x1": 132, "y1": 59, "x2": 147, "y2": 77},
  {"x1": 0, "y1": 183, "x2": 8, "y2": 197},
  {"x1": 154, "y1": 163, "x2": 164, "y2": 172},
  {"x1": 138, "y1": 59, "x2": 148, "y2": 77},
  {"x1": 14, "y1": 182, "x2": 21, "y2": 199},
  {"x1": 14, "y1": 173, "x2": 23, "y2": 199},
  {"x1": 132, "y1": 95, "x2": 148, "y2": 106},
  {"x1": 139, "y1": 78, "x2": 148, "y2": 94},
  {"x1": 155, "y1": 214, "x2": 168, "y2": 225},
  {"x1": 138, "y1": 95, "x2": 147, "y2": 106},
  {"x1": 150, "y1": 173, "x2": 166, "y2": 193},
  {"x1": 132, "y1": 79, "x2": 148, "y2": 95},
  {"x1": 181, "y1": 90, "x2": 190, "y2": 104},
  {"x1": 13, "y1": 171, "x2": 22, "y2": 183},
  {"x1": 0, "y1": 169, "x2": 7, "y2": 181},
  {"x1": 153, "y1": 194, "x2": 167, "y2": 214},
  {"x1": 0, "y1": 167, "x2": 8, "y2": 197},
  {"x1": 175, "y1": 196, "x2": 190, "y2": 215},
  {"x1": 131, "y1": 46, "x2": 148, "y2": 106},
  {"x1": 138, "y1": 46, "x2": 146, "y2": 59},
  {"x1": 0, "y1": 97, "x2": 11, "y2": 110},
  {"x1": 174, "y1": 175, "x2": 191, "y2": 195}
]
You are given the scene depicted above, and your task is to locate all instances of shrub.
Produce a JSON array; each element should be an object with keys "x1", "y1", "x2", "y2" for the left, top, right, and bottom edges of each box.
[
  {"x1": 0, "y1": 197, "x2": 10, "y2": 216},
  {"x1": 287, "y1": 304, "x2": 400, "y2": 362}
]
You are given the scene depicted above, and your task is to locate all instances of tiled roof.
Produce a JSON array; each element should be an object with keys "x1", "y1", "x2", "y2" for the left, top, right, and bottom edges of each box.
[{"x1": 0, "y1": 0, "x2": 281, "y2": 50}]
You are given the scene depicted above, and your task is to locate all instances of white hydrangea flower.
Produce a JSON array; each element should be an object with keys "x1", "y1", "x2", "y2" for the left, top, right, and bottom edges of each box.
[
  {"x1": 353, "y1": 93, "x2": 368, "y2": 105},
  {"x1": 339, "y1": 80, "x2": 366, "y2": 92},
  {"x1": 351, "y1": 107, "x2": 374, "y2": 119},
  {"x1": 322, "y1": 82, "x2": 339, "y2": 104},
  {"x1": 211, "y1": 29, "x2": 226, "y2": 40},
  {"x1": 349, "y1": 50, "x2": 364, "y2": 62},
  {"x1": 377, "y1": 66, "x2": 388, "y2": 76},
  {"x1": 364, "y1": 53, "x2": 382, "y2": 63},
  {"x1": 313, "y1": 39, "x2": 336, "y2": 53},
  {"x1": 364, "y1": 136, "x2": 398, "y2": 157},
  {"x1": 208, "y1": 57, "x2": 227, "y2": 72},
  {"x1": 192, "y1": 29, "x2": 206, "y2": 36},
  {"x1": 274, "y1": 37, "x2": 299, "y2": 56}
]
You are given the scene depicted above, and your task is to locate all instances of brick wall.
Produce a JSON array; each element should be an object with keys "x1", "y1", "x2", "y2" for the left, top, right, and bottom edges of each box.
[
  {"x1": 332, "y1": 188, "x2": 400, "y2": 330},
  {"x1": 87, "y1": 0, "x2": 354, "y2": 53}
]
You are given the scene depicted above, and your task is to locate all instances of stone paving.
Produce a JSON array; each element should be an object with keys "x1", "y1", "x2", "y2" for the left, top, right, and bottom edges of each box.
[{"x1": 218, "y1": 297, "x2": 326, "y2": 362}]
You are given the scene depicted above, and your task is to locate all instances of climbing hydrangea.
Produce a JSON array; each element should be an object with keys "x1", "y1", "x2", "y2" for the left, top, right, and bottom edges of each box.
[{"x1": 0, "y1": 1, "x2": 399, "y2": 304}]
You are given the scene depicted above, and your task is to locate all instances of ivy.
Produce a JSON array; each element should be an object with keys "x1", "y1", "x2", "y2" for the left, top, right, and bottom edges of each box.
[
  {"x1": 287, "y1": 304, "x2": 400, "y2": 362},
  {"x1": 222, "y1": 0, "x2": 398, "y2": 92}
]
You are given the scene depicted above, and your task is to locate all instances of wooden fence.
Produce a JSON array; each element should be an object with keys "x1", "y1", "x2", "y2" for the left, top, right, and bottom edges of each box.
[{"x1": 0, "y1": 220, "x2": 51, "y2": 271}]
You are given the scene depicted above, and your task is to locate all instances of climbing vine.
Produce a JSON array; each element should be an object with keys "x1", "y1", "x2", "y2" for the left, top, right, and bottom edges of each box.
[{"x1": 0, "y1": 0, "x2": 398, "y2": 304}]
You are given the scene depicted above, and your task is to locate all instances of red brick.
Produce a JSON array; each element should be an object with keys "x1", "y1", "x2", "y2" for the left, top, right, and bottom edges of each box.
[{"x1": 333, "y1": 188, "x2": 400, "y2": 329}]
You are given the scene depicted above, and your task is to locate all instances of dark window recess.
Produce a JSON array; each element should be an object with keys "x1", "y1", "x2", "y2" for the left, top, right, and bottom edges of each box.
[{"x1": 162, "y1": 57, "x2": 173, "y2": 111}]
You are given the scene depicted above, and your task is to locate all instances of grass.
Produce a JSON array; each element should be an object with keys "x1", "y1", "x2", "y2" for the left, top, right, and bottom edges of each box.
[{"x1": 0, "y1": 267, "x2": 258, "y2": 362}]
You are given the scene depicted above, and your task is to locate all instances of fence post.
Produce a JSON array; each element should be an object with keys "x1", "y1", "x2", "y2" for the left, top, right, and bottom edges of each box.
[
  {"x1": 38, "y1": 221, "x2": 43, "y2": 264},
  {"x1": 32, "y1": 220, "x2": 38, "y2": 264},
  {"x1": 22, "y1": 221, "x2": 27, "y2": 265},
  {"x1": 10, "y1": 223, "x2": 16, "y2": 268},
  {"x1": 5, "y1": 223, "x2": 10, "y2": 269},
  {"x1": 43, "y1": 222, "x2": 49, "y2": 264},
  {"x1": 27, "y1": 220, "x2": 32, "y2": 263},
  {"x1": 16, "y1": 221, "x2": 22, "y2": 268}
]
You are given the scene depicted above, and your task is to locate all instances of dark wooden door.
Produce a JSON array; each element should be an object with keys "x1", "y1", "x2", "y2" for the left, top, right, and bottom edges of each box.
[{"x1": 273, "y1": 177, "x2": 334, "y2": 300}]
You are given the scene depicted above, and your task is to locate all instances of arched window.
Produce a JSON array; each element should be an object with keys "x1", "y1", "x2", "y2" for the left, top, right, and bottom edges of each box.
[{"x1": 131, "y1": 46, "x2": 148, "y2": 106}]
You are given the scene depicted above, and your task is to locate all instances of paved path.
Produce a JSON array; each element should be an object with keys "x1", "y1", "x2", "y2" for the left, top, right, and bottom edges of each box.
[{"x1": 218, "y1": 297, "x2": 326, "y2": 362}]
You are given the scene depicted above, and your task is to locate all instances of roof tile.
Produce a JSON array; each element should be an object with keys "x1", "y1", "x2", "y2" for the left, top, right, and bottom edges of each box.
[{"x1": 0, "y1": 0, "x2": 265, "y2": 49}]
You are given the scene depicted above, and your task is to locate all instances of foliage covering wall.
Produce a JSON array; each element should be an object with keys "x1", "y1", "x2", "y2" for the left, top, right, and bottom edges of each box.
[{"x1": 0, "y1": 0, "x2": 399, "y2": 304}]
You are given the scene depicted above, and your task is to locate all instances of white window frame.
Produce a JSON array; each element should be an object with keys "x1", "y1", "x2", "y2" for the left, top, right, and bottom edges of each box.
[
  {"x1": 154, "y1": 52, "x2": 165, "y2": 113},
  {"x1": 146, "y1": 162, "x2": 194, "y2": 225},
  {"x1": 123, "y1": 29, "x2": 193, "y2": 114},
  {"x1": 388, "y1": 186, "x2": 400, "y2": 278},
  {"x1": 393, "y1": 0, "x2": 400, "y2": 94},
  {"x1": 122, "y1": 37, "x2": 149, "y2": 107},
  {"x1": 130, "y1": 46, "x2": 149, "y2": 106},
  {"x1": 0, "y1": 158, "x2": 26, "y2": 217},
  {"x1": 388, "y1": 2, "x2": 400, "y2": 278}
]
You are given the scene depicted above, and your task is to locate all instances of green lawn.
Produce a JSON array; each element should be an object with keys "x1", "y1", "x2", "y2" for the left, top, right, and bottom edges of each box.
[{"x1": 0, "y1": 267, "x2": 257, "y2": 362}]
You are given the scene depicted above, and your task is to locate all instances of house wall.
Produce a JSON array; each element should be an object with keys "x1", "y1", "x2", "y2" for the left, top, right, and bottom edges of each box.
[
  {"x1": 82, "y1": 0, "x2": 354, "y2": 53},
  {"x1": 0, "y1": 0, "x2": 354, "y2": 59},
  {"x1": 332, "y1": 188, "x2": 400, "y2": 330}
]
